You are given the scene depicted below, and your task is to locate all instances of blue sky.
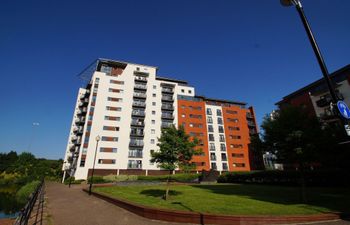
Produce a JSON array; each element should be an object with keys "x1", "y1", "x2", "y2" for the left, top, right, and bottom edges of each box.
[{"x1": 1, "y1": 0, "x2": 349, "y2": 159}]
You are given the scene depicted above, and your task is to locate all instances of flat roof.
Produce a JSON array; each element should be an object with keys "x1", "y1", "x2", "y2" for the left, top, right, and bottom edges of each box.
[
  {"x1": 156, "y1": 76, "x2": 188, "y2": 85},
  {"x1": 196, "y1": 95, "x2": 247, "y2": 106},
  {"x1": 98, "y1": 58, "x2": 158, "y2": 69},
  {"x1": 276, "y1": 64, "x2": 350, "y2": 105}
]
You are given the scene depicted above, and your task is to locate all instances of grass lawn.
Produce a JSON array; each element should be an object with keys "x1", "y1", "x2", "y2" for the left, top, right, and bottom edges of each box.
[{"x1": 95, "y1": 184, "x2": 350, "y2": 216}]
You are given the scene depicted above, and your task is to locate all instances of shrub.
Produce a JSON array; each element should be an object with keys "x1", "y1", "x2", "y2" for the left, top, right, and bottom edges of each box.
[
  {"x1": 87, "y1": 176, "x2": 106, "y2": 184},
  {"x1": 138, "y1": 173, "x2": 200, "y2": 182},
  {"x1": 103, "y1": 174, "x2": 138, "y2": 182},
  {"x1": 16, "y1": 180, "x2": 40, "y2": 204}
]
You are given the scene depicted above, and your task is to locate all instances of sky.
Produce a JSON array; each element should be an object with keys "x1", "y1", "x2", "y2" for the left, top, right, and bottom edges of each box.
[{"x1": 1, "y1": 0, "x2": 349, "y2": 159}]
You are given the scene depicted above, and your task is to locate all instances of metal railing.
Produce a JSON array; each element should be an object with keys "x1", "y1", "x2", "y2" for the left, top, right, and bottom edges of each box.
[{"x1": 14, "y1": 180, "x2": 45, "y2": 225}]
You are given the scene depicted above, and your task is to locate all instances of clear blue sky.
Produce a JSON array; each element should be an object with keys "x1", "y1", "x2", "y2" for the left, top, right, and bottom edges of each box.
[{"x1": 1, "y1": 0, "x2": 349, "y2": 159}]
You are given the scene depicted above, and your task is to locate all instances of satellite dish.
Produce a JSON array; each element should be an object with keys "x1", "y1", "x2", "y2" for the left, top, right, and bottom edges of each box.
[{"x1": 280, "y1": 0, "x2": 293, "y2": 7}]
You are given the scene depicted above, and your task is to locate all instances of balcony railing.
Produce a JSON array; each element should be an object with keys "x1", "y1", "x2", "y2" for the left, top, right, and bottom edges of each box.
[
  {"x1": 130, "y1": 130, "x2": 144, "y2": 137},
  {"x1": 128, "y1": 151, "x2": 143, "y2": 158},
  {"x1": 161, "y1": 105, "x2": 174, "y2": 110},
  {"x1": 161, "y1": 96, "x2": 173, "y2": 102},
  {"x1": 221, "y1": 157, "x2": 227, "y2": 161},
  {"x1": 248, "y1": 121, "x2": 256, "y2": 127},
  {"x1": 161, "y1": 113, "x2": 174, "y2": 119},
  {"x1": 132, "y1": 111, "x2": 145, "y2": 117},
  {"x1": 161, "y1": 122, "x2": 172, "y2": 128},
  {"x1": 134, "y1": 76, "x2": 148, "y2": 82},
  {"x1": 127, "y1": 162, "x2": 142, "y2": 169},
  {"x1": 246, "y1": 113, "x2": 254, "y2": 119},
  {"x1": 210, "y1": 147, "x2": 216, "y2": 151},
  {"x1": 134, "y1": 84, "x2": 147, "y2": 90},
  {"x1": 131, "y1": 120, "x2": 145, "y2": 126},
  {"x1": 210, "y1": 156, "x2": 216, "y2": 161},
  {"x1": 132, "y1": 102, "x2": 146, "y2": 108},
  {"x1": 220, "y1": 147, "x2": 226, "y2": 152},
  {"x1": 161, "y1": 88, "x2": 174, "y2": 93},
  {"x1": 133, "y1": 92, "x2": 147, "y2": 98},
  {"x1": 129, "y1": 141, "x2": 144, "y2": 147}
]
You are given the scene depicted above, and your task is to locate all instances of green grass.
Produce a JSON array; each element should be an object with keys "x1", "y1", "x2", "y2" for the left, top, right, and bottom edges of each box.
[{"x1": 95, "y1": 184, "x2": 350, "y2": 215}]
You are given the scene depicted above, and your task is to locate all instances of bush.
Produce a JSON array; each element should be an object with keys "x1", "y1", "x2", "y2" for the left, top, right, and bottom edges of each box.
[
  {"x1": 138, "y1": 173, "x2": 200, "y2": 182},
  {"x1": 64, "y1": 177, "x2": 85, "y2": 185},
  {"x1": 217, "y1": 170, "x2": 350, "y2": 187},
  {"x1": 16, "y1": 180, "x2": 40, "y2": 204},
  {"x1": 103, "y1": 174, "x2": 138, "y2": 182},
  {"x1": 87, "y1": 176, "x2": 106, "y2": 184}
]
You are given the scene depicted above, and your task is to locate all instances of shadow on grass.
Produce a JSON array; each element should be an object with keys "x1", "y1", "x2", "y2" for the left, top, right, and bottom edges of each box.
[
  {"x1": 139, "y1": 189, "x2": 182, "y2": 197},
  {"x1": 190, "y1": 184, "x2": 350, "y2": 215}
]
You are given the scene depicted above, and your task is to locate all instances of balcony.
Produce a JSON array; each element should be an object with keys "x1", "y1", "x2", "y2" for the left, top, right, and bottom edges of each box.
[
  {"x1": 130, "y1": 130, "x2": 144, "y2": 137},
  {"x1": 221, "y1": 156, "x2": 227, "y2": 161},
  {"x1": 131, "y1": 120, "x2": 145, "y2": 127},
  {"x1": 220, "y1": 147, "x2": 226, "y2": 152},
  {"x1": 316, "y1": 97, "x2": 331, "y2": 108},
  {"x1": 210, "y1": 147, "x2": 216, "y2": 151},
  {"x1": 210, "y1": 156, "x2": 217, "y2": 161},
  {"x1": 132, "y1": 101, "x2": 146, "y2": 108},
  {"x1": 134, "y1": 84, "x2": 147, "y2": 90},
  {"x1": 161, "y1": 113, "x2": 174, "y2": 119},
  {"x1": 162, "y1": 88, "x2": 174, "y2": 94},
  {"x1": 128, "y1": 150, "x2": 143, "y2": 158},
  {"x1": 246, "y1": 113, "x2": 254, "y2": 119},
  {"x1": 161, "y1": 104, "x2": 174, "y2": 111},
  {"x1": 134, "y1": 76, "x2": 148, "y2": 83},
  {"x1": 132, "y1": 110, "x2": 145, "y2": 117},
  {"x1": 76, "y1": 110, "x2": 83, "y2": 115},
  {"x1": 129, "y1": 140, "x2": 144, "y2": 147},
  {"x1": 72, "y1": 127, "x2": 79, "y2": 133},
  {"x1": 248, "y1": 121, "x2": 256, "y2": 127},
  {"x1": 161, "y1": 96, "x2": 173, "y2": 102},
  {"x1": 161, "y1": 122, "x2": 172, "y2": 128},
  {"x1": 82, "y1": 107, "x2": 88, "y2": 113},
  {"x1": 127, "y1": 161, "x2": 142, "y2": 169},
  {"x1": 133, "y1": 92, "x2": 147, "y2": 99}
]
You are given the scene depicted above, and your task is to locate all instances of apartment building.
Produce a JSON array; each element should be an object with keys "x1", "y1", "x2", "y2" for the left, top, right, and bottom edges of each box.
[
  {"x1": 63, "y1": 59, "x2": 258, "y2": 180},
  {"x1": 276, "y1": 64, "x2": 350, "y2": 122}
]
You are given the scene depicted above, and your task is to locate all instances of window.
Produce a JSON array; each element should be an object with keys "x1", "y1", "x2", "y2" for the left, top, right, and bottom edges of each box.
[
  {"x1": 217, "y1": 117, "x2": 223, "y2": 125},
  {"x1": 220, "y1": 143, "x2": 226, "y2": 151},
  {"x1": 152, "y1": 93, "x2": 156, "y2": 97},
  {"x1": 101, "y1": 65, "x2": 112, "y2": 75},
  {"x1": 209, "y1": 143, "x2": 215, "y2": 151},
  {"x1": 182, "y1": 114, "x2": 186, "y2": 118},
  {"x1": 98, "y1": 159, "x2": 116, "y2": 164},
  {"x1": 226, "y1": 110, "x2": 238, "y2": 115},
  {"x1": 232, "y1": 153, "x2": 244, "y2": 158},
  {"x1": 128, "y1": 160, "x2": 142, "y2": 169},
  {"x1": 189, "y1": 114, "x2": 202, "y2": 119},
  {"x1": 100, "y1": 148, "x2": 117, "y2": 153},
  {"x1": 153, "y1": 85, "x2": 156, "y2": 89},
  {"x1": 104, "y1": 116, "x2": 120, "y2": 121},
  {"x1": 211, "y1": 162, "x2": 217, "y2": 170},
  {"x1": 231, "y1": 144, "x2": 243, "y2": 148},
  {"x1": 233, "y1": 163, "x2": 245, "y2": 167},
  {"x1": 110, "y1": 80, "x2": 124, "y2": 85},
  {"x1": 216, "y1": 109, "x2": 222, "y2": 116},
  {"x1": 189, "y1": 123, "x2": 193, "y2": 127},
  {"x1": 208, "y1": 125, "x2": 214, "y2": 132},
  {"x1": 103, "y1": 126, "x2": 119, "y2": 131},
  {"x1": 151, "y1": 139, "x2": 155, "y2": 144},
  {"x1": 218, "y1": 126, "x2": 224, "y2": 133},
  {"x1": 107, "y1": 97, "x2": 122, "y2": 102},
  {"x1": 108, "y1": 88, "x2": 123, "y2": 93},
  {"x1": 221, "y1": 153, "x2": 227, "y2": 161},
  {"x1": 207, "y1": 116, "x2": 213, "y2": 124},
  {"x1": 228, "y1": 126, "x2": 240, "y2": 131},
  {"x1": 219, "y1": 134, "x2": 225, "y2": 142},
  {"x1": 222, "y1": 163, "x2": 228, "y2": 171},
  {"x1": 227, "y1": 118, "x2": 239, "y2": 123},
  {"x1": 230, "y1": 135, "x2": 241, "y2": 139},
  {"x1": 210, "y1": 153, "x2": 216, "y2": 161},
  {"x1": 106, "y1": 106, "x2": 121, "y2": 111},
  {"x1": 101, "y1": 136, "x2": 118, "y2": 142},
  {"x1": 181, "y1": 89, "x2": 185, "y2": 93},
  {"x1": 209, "y1": 134, "x2": 215, "y2": 141},
  {"x1": 151, "y1": 120, "x2": 155, "y2": 124},
  {"x1": 188, "y1": 90, "x2": 192, "y2": 94},
  {"x1": 151, "y1": 129, "x2": 155, "y2": 134},
  {"x1": 152, "y1": 102, "x2": 156, "y2": 106},
  {"x1": 152, "y1": 111, "x2": 156, "y2": 115},
  {"x1": 206, "y1": 108, "x2": 212, "y2": 115}
]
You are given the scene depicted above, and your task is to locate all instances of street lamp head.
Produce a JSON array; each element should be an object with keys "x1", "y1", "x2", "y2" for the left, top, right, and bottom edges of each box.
[
  {"x1": 280, "y1": 0, "x2": 301, "y2": 7},
  {"x1": 96, "y1": 135, "x2": 101, "y2": 141}
]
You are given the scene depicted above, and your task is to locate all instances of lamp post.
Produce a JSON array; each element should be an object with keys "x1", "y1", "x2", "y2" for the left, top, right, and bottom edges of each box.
[
  {"x1": 281, "y1": 0, "x2": 350, "y2": 137},
  {"x1": 88, "y1": 135, "x2": 100, "y2": 195}
]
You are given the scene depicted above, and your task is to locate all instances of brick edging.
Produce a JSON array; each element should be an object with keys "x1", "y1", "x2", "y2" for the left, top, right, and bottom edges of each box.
[{"x1": 82, "y1": 188, "x2": 344, "y2": 225}]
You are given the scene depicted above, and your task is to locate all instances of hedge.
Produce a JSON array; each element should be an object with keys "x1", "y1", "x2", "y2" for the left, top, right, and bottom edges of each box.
[
  {"x1": 16, "y1": 180, "x2": 40, "y2": 204},
  {"x1": 138, "y1": 173, "x2": 200, "y2": 182},
  {"x1": 217, "y1": 170, "x2": 350, "y2": 187}
]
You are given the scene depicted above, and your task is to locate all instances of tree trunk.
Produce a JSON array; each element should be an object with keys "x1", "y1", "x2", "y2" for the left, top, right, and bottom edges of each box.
[{"x1": 164, "y1": 170, "x2": 173, "y2": 200}]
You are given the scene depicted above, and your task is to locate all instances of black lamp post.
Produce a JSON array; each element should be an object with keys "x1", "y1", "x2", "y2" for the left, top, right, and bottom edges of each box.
[{"x1": 89, "y1": 135, "x2": 100, "y2": 195}]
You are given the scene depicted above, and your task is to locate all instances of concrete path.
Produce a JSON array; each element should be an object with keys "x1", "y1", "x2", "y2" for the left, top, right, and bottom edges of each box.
[
  {"x1": 45, "y1": 182, "x2": 195, "y2": 225},
  {"x1": 45, "y1": 182, "x2": 350, "y2": 225}
]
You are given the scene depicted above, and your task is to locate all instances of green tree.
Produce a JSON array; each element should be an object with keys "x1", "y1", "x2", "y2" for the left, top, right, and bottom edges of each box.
[{"x1": 150, "y1": 125, "x2": 201, "y2": 200}]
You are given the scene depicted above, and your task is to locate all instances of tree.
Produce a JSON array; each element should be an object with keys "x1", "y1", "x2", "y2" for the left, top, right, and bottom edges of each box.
[{"x1": 150, "y1": 125, "x2": 201, "y2": 200}]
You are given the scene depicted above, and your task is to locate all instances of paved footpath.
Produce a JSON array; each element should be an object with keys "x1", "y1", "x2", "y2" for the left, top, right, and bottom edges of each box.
[
  {"x1": 45, "y1": 182, "x2": 195, "y2": 225},
  {"x1": 45, "y1": 182, "x2": 350, "y2": 225}
]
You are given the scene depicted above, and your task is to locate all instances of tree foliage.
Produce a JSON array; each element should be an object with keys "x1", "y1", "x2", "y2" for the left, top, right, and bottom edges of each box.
[{"x1": 151, "y1": 125, "x2": 201, "y2": 171}]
